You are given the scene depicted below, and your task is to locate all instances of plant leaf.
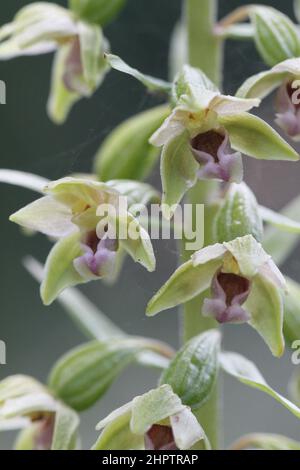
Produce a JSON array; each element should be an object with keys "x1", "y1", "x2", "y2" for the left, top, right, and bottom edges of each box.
[
  {"x1": 69, "y1": 0, "x2": 125, "y2": 26},
  {"x1": 0, "y1": 169, "x2": 48, "y2": 193},
  {"x1": 220, "y1": 352, "x2": 300, "y2": 418},
  {"x1": 161, "y1": 131, "x2": 198, "y2": 218},
  {"x1": 24, "y1": 257, "x2": 172, "y2": 371},
  {"x1": 105, "y1": 54, "x2": 172, "y2": 93},
  {"x1": 94, "y1": 105, "x2": 169, "y2": 182},
  {"x1": 160, "y1": 330, "x2": 221, "y2": 409},
  {"x1": 219, "y1": 112, "x2": 299, "y2": 162},
  {"x1": 260, "y1": 206, "x2": 300, "y2": 233}
]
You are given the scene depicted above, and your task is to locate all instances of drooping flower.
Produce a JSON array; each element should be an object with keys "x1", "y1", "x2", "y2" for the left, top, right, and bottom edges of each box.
[
  {"x1": 237, "y1": 58, "x2": 300, "y2": 141},
  {"x1": 10, "y1": 177, "x2": 157, "y2": 305},
  {"x1": 150, "y1": 65, "x2": 298, "y2": 216},
  {"x1": 93, "y1": 385, "x2": 209, "y2": 451},
  {"x1": 147, "y1": 235, "x2": 286, "y2": 357},
  {"x1": 0, "y1": 375, "x2": 79, "y2": 450},
  {"x1": 0, "y1": 3, "x2": 112, "y2": 123}
]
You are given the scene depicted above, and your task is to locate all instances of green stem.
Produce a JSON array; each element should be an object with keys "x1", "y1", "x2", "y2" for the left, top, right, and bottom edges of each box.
[{"x1": 183, "y1": 0, "x2": 223, "y2": 450}]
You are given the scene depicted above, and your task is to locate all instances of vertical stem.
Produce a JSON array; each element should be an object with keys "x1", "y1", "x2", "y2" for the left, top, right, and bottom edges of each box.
[{"x1": 183, "y1": 0, "x2": 223, "y2": 449}]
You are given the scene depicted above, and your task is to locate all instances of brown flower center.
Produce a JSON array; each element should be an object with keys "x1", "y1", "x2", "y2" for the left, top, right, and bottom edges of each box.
[
  {"x1": 218, "y1": 272, "x2": 250, "y2": 306},
  {"x1": 191, "y1": 131, "x2": 225, "y2": 162}
]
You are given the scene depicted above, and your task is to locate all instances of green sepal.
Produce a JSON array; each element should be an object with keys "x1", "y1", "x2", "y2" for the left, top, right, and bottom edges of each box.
[{"x1": 69, "y1": 0, "x2": 126, "y2": 26}]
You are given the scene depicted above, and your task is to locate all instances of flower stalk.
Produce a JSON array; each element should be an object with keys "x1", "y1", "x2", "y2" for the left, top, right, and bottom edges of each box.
[{"x1": 183, "y1": 0, "x2": 223, "y2": 449}]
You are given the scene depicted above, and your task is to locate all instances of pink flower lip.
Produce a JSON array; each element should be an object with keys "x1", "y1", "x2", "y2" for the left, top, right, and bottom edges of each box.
[
  {"x1": 203, "y1": 271, "x2": 251, "y2": 324},
  {"x1": 191, "y1": 130, "x2": 243, "y2": 183}
]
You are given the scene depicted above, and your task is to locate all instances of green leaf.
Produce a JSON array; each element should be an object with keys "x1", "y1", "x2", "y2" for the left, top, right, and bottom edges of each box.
[
  {"x1": 250, "y1": 6, "x2": 300, "y2": 67},
  {"x1": 263, "y1": 194, "x2": 300, "y2": 265},
  {"x1": 49, "y1": 339, "x2": 171, "y2": 411},
  {"x1": 146, "y1": 258, "x2": 222, "y2": 317},
  {"x1": 41, "y1": 232, "x2": 84, "y2": 306},
  {"x1": 69, "y1": 0, "x2": 126, "y2": 26},
  {"x1": 160, "y1": 331, "x2": 221, "y2": 409},
  {"x1": 47, "y1": 44, "x2": 80, "y2": 125},
  {"x1": 283, "y1": 277, "x2": 300, "y2": 348},
  {"x1": 246, "y1": 272, "x2": 284, "y2": 357},
  {"x1": 214, "y1": 183, "x2": 263, "y2": 243},
  {"x1": 219, "y1": 112, "x2": 299, "y2": 162},
  {"x1": 105, "y1": 54, "x2": 172, "y2": 93},
  {"x1": 0, "y1": 169, "x2": 48, "y2": 193},
  {"x1": 220, "y1": 352, "x2": 300, "y2": 419},
  {"x1": 230, "y1": 433, "x2": 300, "y2": 450},
  {"x1": 161, "y1": 131, "x2": 198, "y2": 218},
  {"x1": 51, "y1": 405, "x2": 79, "y2": 450},
  {"x1": 94, "y1": 105, "x2": 169, "y2": 182}
]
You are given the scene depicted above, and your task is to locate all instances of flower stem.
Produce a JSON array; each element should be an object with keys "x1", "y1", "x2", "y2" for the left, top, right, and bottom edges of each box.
[{"x1": 183, "y1": 0, "x2": 223, "y2": 450}]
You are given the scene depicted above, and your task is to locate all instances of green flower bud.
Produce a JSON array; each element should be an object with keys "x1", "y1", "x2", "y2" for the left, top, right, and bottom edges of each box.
[
  {"x1": 214, "y1": 182, "x2": 263, "y2": 243},
  {"x1": 69, "y1": 0, "x2": 126, "y2": 26}
]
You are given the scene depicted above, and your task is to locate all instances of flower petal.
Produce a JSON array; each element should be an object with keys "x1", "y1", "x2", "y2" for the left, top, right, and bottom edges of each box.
[
  {"x1": 245, "y1": 272, "x2": 285, "y2": 357},
  {"x1": 160, "y1": 130, "x2": 198, "y2": 217},
  {"x1": 219, "y1": 112, "x2": 299, "y2": 161},
  {"x1": 10, "y1": 196, "x2": 74, "y2": 238},
  {"x1": 41, "y1": 232, "x2": 85, "y2": 306},
  {"x1": 224, "y1": 235, "x2": 270, "y2": 278},
  {"x1": 147, "y1": 258, "x2": 222, "y2": 316}
]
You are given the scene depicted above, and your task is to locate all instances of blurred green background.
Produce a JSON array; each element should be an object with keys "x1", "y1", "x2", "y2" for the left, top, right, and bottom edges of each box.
[{"x1": 1, "y1": 0, "x2": 300, "y2": 449}]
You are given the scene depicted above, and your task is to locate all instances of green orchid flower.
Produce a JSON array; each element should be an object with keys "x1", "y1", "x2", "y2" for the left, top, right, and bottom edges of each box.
[
  {"x1": 147, "y1": 235, "x2": 286, "y2": 357},
  {"x1": 10, "y1": 177, "x2": 157, "y2": 305},
  {"x1": 238, "y1": 58, "x2": 300, "y2": 142},
  {"x1": 0, "y1": 2, "x2": 112, "y2": 123},
  {"x1": 0, "y1": 375, "x2": 79, "y2": 450},
  {"x1": 149, "y1": 65, "x2": 298, "y2": 217},
  {"x1": 93, "y1": 385, "x2": 209, "y2": 451}
]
